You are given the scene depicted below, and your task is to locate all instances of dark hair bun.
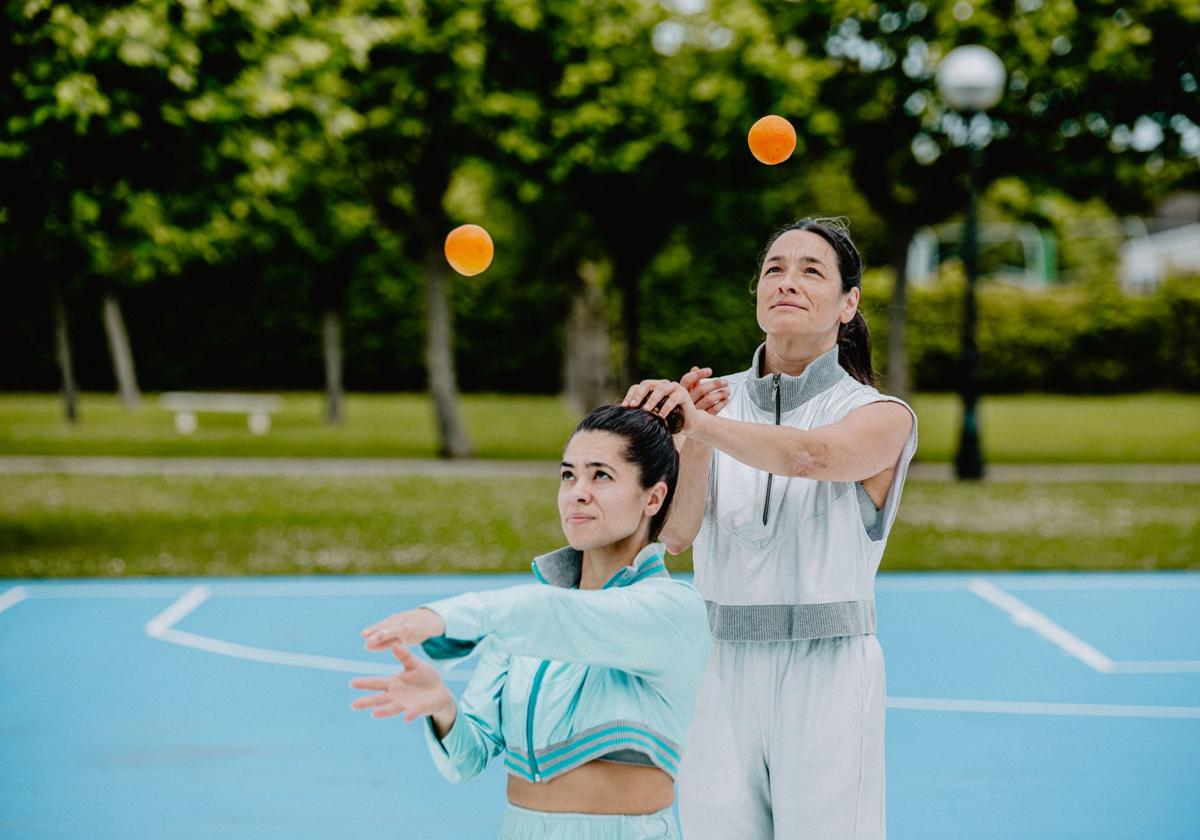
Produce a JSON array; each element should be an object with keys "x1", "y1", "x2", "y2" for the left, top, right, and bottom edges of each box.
[{"x1": 652, "y1": 400, "x2": 685, "y2": 434}]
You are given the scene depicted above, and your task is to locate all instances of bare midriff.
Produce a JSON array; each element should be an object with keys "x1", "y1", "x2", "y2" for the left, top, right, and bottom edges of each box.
[{"x1": 506, "y1": 760, "x2": 674, "y2": 814}]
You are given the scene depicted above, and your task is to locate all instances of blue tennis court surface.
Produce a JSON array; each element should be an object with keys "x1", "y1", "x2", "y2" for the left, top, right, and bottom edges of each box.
[{"x1": 2, "y1": 573, "x2": 1198, "y2": 839}]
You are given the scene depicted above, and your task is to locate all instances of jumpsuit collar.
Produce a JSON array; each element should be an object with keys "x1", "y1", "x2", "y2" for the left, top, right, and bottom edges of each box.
[
  {"x1": 532, "y1": 542, "x2": 669, "y2": 589},
  {"x1": 746, "y1": 342, "x2": 845, "y2": 413}
]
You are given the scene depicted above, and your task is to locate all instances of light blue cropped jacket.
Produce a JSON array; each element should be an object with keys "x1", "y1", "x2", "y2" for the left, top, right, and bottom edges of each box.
[{"x1": 419, "y1": 542, "x2": 711, "y2": 785}]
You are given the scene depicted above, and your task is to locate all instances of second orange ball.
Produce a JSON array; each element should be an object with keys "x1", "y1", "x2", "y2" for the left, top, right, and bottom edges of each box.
[
  {"x1": 444, "y1": 224, "x2": 495, "y2": 276},
  {"x1": 747, "y1": 115, "x2": 797, "y2": 165}
]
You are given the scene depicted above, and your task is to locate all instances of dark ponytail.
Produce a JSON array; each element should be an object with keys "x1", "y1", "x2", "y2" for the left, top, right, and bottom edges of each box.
[
  {"x1": 572, "y1": 405, "x2": 680, "y2": 541},
  {"x1": 756, "y1": 217, "x2": 875, "y2": 386},
  {"x1": 837, "y1": 311, "x2": 874, "y2": 387}
]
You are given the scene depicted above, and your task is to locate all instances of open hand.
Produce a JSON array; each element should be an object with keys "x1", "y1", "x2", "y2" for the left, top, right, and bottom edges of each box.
[
  {"x1": 362, "y1": 608, "x2": 446, "y2": 652},
  {"x1": 350, "y1": 645, "x2": 455, "y2": 722}
]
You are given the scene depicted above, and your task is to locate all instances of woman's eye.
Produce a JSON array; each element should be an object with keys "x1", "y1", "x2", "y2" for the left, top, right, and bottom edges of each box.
[
  {"x1": 595, "y1": 471, "x2": 611, "y2": 480},
  {"x1": 560, "y1": 471, "x2": 574, "y2": 481}
]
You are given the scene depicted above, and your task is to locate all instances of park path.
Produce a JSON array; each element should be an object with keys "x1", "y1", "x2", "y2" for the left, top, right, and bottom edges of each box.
[{"x1": 1, "y1": 456, "x2": 1199, "y2": 482}]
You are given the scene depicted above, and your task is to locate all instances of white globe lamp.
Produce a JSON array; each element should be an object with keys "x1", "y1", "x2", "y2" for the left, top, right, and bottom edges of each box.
[{"x1": 936, "y1": 45, "x2": 1006, "y2": 112}]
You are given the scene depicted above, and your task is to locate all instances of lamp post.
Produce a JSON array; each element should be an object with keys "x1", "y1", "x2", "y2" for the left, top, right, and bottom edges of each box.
[{"x1": 936, "y1": 45, "x2": 1006, "y2": 480}]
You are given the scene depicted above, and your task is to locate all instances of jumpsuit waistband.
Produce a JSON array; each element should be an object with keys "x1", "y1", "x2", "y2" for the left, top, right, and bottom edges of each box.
[{"x1": 704, "y1": 599, "x2": 876, "y2": 642}]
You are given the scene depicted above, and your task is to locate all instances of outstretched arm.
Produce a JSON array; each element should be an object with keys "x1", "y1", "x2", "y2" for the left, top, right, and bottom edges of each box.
[{"x1": 362, "y1": 580, "x2": 709, "y2": 680}]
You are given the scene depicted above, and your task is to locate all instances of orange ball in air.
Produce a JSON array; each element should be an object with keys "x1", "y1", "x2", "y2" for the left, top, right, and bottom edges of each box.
[
  {"x1": 747, "y1": 115, "x2": 796, "y2": 165},
  {"x1": 444, "y1": 224, "x2": 494, "y2": 276}
]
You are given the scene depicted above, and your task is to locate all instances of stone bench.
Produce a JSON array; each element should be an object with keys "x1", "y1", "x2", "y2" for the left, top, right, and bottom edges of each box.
[{"x1": 159, "y1": 392, "x2": 283, "y2": 436}]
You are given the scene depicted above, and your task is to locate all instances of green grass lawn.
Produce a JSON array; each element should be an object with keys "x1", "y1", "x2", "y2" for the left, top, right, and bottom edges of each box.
[
  {"x1": 1, "y1": 391, "x2": 1198, "y2": 463},
  {"x1": 910, "y1": 392, "x2": 1200, "y2": 464},
  {"x1": 2, "y1": 474, "x2": 1195, "y2": 577},
  {"x1": 0, "y1": 393, "x2": 579, "y2": 459}
]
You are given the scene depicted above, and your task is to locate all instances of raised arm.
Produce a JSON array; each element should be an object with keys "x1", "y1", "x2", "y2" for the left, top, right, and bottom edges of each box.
[
  {"x1": 646, "y1": 368, "x2": 725, "y2": 555},
  {"x1": 687, "y1": 400, "x2": 913, "y2": 481},
  {"x1": 659, "y1": 437, "x2": 712, "y2": 555},
  {"x1": 623, "y1": 377, "x2": 914, "y2": 483},
  {"x1": 422, "y1": 580, "x2": 709, "y2": 680}
]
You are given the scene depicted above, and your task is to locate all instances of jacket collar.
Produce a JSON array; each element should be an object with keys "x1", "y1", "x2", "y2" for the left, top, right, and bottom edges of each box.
[
  {"x1": 532, "y1": 542, "x2": 669, "y2": 590},
  {"x1": 746, "y1": 342, "x2": 845, "y2": 413}
]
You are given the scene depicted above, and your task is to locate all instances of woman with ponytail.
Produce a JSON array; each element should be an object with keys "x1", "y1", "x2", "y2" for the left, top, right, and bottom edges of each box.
[
  {"x1": 623, "y1": 217, "x2": 917, "y2": 840},
  {"x1": 351, "y1": 405, "x2": 709, "y2": 839}
]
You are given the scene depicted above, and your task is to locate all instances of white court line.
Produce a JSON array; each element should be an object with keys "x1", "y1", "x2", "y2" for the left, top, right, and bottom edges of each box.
[
  {"x1": 29, "y1": 584, "x2": 208, "y2": 599},
  {"x1": 144, "y1": 586, "x2": 210, "y2": 636},
  {"x1": 878, "y1": 576, "x2": 1200, "y2": 592},
  {"x1": 179, "y1": 580, "x2": 517, "y2": 598},
  {"x1": 886, "y1": 696, "x2": 1200, "y2": 719},
  {"x1": 152, "y1": 627, "x2": 402, "y2": 675},
  {"x1": 985, "y1": 577, "x2": 1200, "y2": 592},
  {"x1": 142, "y1": 586, "x2": 471, "y2": 680},
  {"x1": 10, "y1": 574, "x2": 1200, "y2": 599},
  {"x1": 0, "y1": 585, "x2": 28, "y2": 615},
  {"x1": 1111, "y1": 660, "x2": 1200, "y2": 674},
  {"x1": 969, "y1": 579, "x2": 1117, "y2": 673},
  {"x1": 19, "y1": 579, "x2": 518, "y2": 599},
  {"x1": 149, "y1": 627, "x2": 472, "y2": 681}
]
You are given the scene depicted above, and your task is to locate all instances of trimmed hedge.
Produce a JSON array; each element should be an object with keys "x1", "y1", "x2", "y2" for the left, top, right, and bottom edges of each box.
[
  {"x1": 641, "y1": 267, "x2": 1200, "y2": 393},
  {"x1": 858, "y1": 273, "x2": 1200, "y2": 393}
]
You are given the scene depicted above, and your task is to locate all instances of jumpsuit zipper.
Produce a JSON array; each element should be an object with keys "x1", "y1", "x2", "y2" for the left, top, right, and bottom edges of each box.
[
  {"x1": 525, "y1": 660, "x2": 551, "y2": 782},
  {"x1": 762, "y1": 373, "x2": 781, "y2": 525}
]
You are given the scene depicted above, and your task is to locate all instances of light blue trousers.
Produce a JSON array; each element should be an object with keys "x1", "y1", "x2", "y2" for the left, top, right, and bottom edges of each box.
[
  {"x1": 678, "y1": 636, "x2": 887, "y2": 840},
  {"x1": 498, "y1": 803, "x2": 680, "y2": 839}
]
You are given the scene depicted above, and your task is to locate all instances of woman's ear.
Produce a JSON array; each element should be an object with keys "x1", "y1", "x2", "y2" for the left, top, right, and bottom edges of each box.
[
  {"x1": 840, "y1": 286, "x2": 861, "y2": 324},
  {"x1": 643, "y1": 481, "x2": 669, "y2": 517}
]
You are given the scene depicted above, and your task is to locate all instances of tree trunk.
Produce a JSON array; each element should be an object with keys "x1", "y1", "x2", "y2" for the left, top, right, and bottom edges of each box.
[
  {"x1": 885, "y1": 235, "x2": 913, "y2": 402},
  {"x1": 101, "y1": 285, "x2": 140, "y2": 410},
  {"x1": 616, "y1": 256, "x2": 642, "y2": 387},
  {"x1": 563, "y1": 260, "x2": 612, "y2": 415},
  {"x1": 51, "y1": 278, "x2": 79, "y2": 424},
  {"x1": 423, "y1": 242, "x2": 472, "y2": 459},
  {"x1": 322, "y1": 307, "x2": 344, "y2": 425}
]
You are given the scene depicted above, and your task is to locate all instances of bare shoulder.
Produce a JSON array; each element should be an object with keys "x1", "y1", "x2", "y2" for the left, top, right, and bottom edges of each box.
[{"x1": 844, "y1": 399, "x2": 914, "y2": 437}]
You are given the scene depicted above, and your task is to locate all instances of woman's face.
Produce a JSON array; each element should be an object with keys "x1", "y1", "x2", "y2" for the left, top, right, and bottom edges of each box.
[
  {"x1": 755, "y1": 229, "x2": 859, "y2": 340},
  {"x1": 559, "y1": 430, "x2": 666, "y2": 551}
]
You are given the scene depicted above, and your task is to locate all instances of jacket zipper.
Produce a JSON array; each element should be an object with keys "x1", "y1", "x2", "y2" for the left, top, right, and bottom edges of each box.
[
  {"x1": 762, "y1": 373, "x2": 781, "y2": 525},
  {"x1": 525, "y1": 660, "x2": 551, "y2": 782}
]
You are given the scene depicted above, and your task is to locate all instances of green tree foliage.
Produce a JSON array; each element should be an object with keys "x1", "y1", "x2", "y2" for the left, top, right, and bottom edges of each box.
[
  {"x1": 784, "y1": 0, "x2": 1199, "y2": 393},
  {"x1": 3, "y1": 0, "x2": 1197, "y2": 412},
  {"x1": 0, "y1": 1, "x2": 266, "y2": 282},
  {"x1": 803, "y1": 0, "x2": 1199, "y2": 240},
  {"x1": 2, "y1": 1, "x2": 251, "y2": 415},
  {"x1": 515, "y1": 0, "x2": 838, "y2": 381}
]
